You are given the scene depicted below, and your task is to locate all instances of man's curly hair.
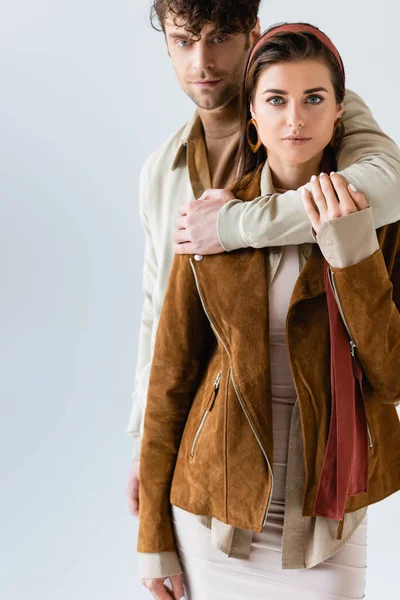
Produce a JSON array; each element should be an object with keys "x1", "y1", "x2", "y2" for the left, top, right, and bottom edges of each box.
[{"x1": 151, "y1": 0, "x2": 261, "y2": 39}]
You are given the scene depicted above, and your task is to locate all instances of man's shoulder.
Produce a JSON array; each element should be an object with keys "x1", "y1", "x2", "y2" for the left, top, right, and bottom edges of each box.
[{"x1": 140, "y1": 120, "x2": 191, "y2": 180}]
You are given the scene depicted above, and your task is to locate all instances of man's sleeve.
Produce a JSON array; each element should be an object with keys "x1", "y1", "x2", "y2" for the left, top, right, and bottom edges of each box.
[
  {"x1": 126, "y1": 163, "x2": 157, "y2": 459},
  {"x1": 218, "y1": 89, "x2": 400, "y2": 251}
]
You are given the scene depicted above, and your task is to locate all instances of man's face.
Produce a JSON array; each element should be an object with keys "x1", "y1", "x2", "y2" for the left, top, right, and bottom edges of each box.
[{"x1": 164, "y1": 16, "x2": 260, "y2": 110}]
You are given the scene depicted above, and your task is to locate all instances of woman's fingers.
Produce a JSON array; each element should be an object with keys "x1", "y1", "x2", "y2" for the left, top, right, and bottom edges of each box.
[
  {"x1": 328, "y1": 172, "x2": 365, "y2": 215},
  {"x1": 301, "y1": 187, "x2": 321, "y2": 234},
  {"x1": 170, "y1": 574, "x2": 185, "y2": 599},
  {"x1": 310, "y1": 175, "x2": 328, "y2": 221},
  {"x1": 319, "y1": 173, "x2": 342, "y2": 219},
  {"x1": 142, "y1": 578, "x2": 176, "y2": 599},
  {"x1": 347, "y1": 183, "x2": 369, "y2": 210}
]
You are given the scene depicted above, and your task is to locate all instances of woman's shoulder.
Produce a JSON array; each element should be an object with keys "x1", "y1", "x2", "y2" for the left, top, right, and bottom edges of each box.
[{"x1": 230, "y1": 162, "x2": 265, "y2": 202}]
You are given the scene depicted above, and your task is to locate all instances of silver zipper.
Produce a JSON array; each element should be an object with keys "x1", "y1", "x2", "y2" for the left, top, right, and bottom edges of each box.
[
  {"x1": 328, "y1": 268, "x2": 373, "y2": 448},
  {"x1": 367, "y1": 423, "x2": 373, "y2": 449},
  {"x1": 190, "y1": 411, "x2": 209, "y2": 457},
  {"x1": 328, "y1": 268, "x2": 357, "y2": 355},
  {"x1": 190, "y1": 371, "x2": 222, "y2": 458},
  {"x1": 189, "y1": 258, "x2": 274, "y2": 526}
]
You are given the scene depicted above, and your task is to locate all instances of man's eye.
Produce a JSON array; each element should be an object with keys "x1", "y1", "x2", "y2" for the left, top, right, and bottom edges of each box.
[
  {"x1": 307, "y1": 95, "x2": 323, "y2": 104},
  {"x1": 177, "y1": 40, "x2": 190, "y2": 47},
  {"x1": 213, "y1": 36, "x2": 228, "y2": 43},
  {"x1": 267, "y1": 96, "x2": 285, "y2": 106}
]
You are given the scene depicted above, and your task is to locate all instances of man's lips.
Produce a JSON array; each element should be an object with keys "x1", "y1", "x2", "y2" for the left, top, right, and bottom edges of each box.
[{"x1": 192, "y1": 80, "x2": 222, "y2": 88}]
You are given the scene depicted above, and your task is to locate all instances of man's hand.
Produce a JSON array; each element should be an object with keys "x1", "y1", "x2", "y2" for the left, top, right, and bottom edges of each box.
[
  {"x1": 142, "y1": 574, "x2": 185, "y2": 600},
  {"x1": 126, "y1": 459, "x2": 140, "y2": 518},
  {"x1": 174, "y1": 188, "x2": 235, "y2": 255}
]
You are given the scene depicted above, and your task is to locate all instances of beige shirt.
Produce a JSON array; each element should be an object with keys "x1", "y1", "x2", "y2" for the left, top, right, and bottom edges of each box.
[{"x1": 128, "y1": 90, "x2": 400, "y2": 578}]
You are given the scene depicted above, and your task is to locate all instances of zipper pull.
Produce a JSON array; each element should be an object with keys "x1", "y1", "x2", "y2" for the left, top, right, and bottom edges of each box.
[
  {"x1": 214, "y1": 371, "x2": 222, "y2": 390},
  {"x1": 350, "y1": 340, "x2": 357, "y2": 357},
  {"x1": 206, "y1": 371, "x2": 222, "y2": 412}
]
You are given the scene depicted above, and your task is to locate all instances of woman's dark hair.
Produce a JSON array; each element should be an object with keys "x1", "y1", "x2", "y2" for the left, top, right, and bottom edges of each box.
[
  {"x1": 234, "y1": 23, "x2": 346, "y2": 190},
  {"x1": 150, "y1": 0, "x2": 261, "y2": 39}
]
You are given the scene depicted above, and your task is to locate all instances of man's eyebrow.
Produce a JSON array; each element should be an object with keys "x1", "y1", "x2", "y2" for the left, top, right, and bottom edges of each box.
[
  {"x1": 262, "y1": 86, "x2": 329, "y2": 95},
  {"x1": 167, "y1": 31, "x2": 190, "y2": 39},
  {"x1": 167, "y1": 28, "x2": 226, "y2": 40}
]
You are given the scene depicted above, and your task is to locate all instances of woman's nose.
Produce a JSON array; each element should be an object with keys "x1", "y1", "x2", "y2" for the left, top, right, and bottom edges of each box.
[{"x1": 286, "y1": 106, "x2": 305, "y2": 129}]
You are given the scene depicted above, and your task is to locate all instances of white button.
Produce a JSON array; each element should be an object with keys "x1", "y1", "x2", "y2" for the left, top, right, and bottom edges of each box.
[{"x1": 194, "y1": 254, "x2": 204, "y2": 262}]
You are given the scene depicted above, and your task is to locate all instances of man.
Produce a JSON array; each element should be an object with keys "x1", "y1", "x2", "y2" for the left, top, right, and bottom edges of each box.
[{"x1": 127, "y1": 0, "x2": 400, "y2": 594}]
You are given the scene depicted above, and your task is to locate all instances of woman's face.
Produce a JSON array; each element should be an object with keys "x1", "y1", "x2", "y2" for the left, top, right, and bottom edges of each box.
[{"x1": 251, "y1": 59, "x2": 344, "y2": 166}]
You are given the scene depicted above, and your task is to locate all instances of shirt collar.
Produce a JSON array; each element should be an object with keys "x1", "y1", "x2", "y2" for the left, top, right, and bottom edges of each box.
[
  {"x1": 171, "y1": 112, "x2": 203, "y2": 171},
  {"x1": 260, "y1": 160, "x2": 277, "y2": 196}
]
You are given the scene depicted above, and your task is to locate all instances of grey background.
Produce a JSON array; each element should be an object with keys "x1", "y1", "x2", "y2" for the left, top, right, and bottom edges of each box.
[{"x1": 1, "y1": 1, "x2": 399, "y2": 599}]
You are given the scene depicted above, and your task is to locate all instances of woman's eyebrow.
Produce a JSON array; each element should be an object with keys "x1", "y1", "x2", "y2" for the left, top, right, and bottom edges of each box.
[
  {"x1": 262, "y1": 86, "x2": 329, "y2": 95},
  {"x1": 303, "y1": 87, "x2": 329, "y2": 94},
  {"x1": 262, "y1": 88, "x2": 288, "y2": 95}
]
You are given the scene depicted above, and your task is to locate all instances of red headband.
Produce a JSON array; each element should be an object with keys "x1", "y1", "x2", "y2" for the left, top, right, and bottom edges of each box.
[{"x1": 245, "y1": 23, "x2": 345, "y2": 86}]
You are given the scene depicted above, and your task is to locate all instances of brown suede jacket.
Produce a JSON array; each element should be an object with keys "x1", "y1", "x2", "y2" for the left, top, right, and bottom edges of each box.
[{"x1": 137, "y1": 168, "x2": 400, "y2": 555}]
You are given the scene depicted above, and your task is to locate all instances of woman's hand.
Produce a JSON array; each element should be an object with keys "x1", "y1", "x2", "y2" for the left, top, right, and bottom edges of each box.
[
  {"x1": 141, "y1": 574, "x2": 185, "y2": 599},
  {"x1": 301, "y1": 172, "x2": 369, "y2": 235}
]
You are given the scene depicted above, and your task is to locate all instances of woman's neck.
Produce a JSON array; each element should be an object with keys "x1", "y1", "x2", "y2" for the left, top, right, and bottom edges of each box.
[{"x1": 267, "y1": 151, "x2": 324, "y2": 191}]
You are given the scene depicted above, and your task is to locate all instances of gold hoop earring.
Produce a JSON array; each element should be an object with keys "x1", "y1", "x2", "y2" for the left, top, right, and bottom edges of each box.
[
  {"x1": 330, "y1": 118, "x2": 345, "y2": 148},
  {"x1": 246, "y1": 118, "x2": 262, "y2": 153}
]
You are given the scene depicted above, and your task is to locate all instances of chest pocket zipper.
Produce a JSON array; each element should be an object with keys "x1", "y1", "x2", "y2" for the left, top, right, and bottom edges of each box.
[{"x1": 190, "y1": 372, "x2": 222, "y2": 458}]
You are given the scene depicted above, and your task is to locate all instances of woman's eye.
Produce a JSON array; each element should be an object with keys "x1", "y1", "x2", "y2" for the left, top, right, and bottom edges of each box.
[
  {"x1": 307, "y1": 95, "x2": 323, "y2": 104},
  {"x1": 267, "y1": 96, "x2": 285, "y2": 106}
]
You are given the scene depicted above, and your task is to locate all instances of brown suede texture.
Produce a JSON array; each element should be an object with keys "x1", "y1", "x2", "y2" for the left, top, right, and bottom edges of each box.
[{"x1": 137, "y1": 168, "x2": 400, "y2": 554}]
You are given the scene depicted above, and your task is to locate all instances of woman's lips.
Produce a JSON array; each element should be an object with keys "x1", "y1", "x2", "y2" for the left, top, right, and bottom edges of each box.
[{"x1": 282, "y1": 137, "x2": 312, "y2": 146}]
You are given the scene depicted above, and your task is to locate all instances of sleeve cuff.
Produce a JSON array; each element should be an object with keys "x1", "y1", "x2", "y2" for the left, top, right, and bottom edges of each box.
[
  {"x1": 315, "y1": 207, "x2": 379, "y2": 268},
  {"x1": 217, "y1": 199, "x2": 249, "y2": 252},
  {"x1": 138, "y1": 551, "x2": 183, "y2": 579},
  {"x1": 131, "y1": 435, "x2": 142, "y2": 460}
]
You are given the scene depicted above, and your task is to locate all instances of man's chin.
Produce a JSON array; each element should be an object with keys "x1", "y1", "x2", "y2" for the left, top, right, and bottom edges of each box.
[{"x1": 187, "y1": 88, "x2": 236, "y2": 111}]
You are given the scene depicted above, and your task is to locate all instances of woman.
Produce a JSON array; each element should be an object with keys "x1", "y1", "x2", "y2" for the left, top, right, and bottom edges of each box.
[{"x1": 137, "y1": 23, "x2": 400, "y2": 600}]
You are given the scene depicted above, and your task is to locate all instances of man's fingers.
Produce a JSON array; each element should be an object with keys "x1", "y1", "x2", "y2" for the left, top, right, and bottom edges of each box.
[
  {"x1": 174, "y1": 242, "x2": 196, "y2": 254},
  {"x1": 170, "y1": 574, "x2": 185, "y2": 599},
  {"x1": 174, "y1": 215, "x2": 186, "y2": 230},
  {"x1": 178, "y1": 204, "x2": 189, "y2": 216},
  {"x1": 174, "y1": 229, "x2": 191, "y2": 244}
]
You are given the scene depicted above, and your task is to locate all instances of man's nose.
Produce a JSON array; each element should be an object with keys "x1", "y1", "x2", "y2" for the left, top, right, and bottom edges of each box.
[{"x1": 192, "y1": 43, "x2": 215, "y2": 71}]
